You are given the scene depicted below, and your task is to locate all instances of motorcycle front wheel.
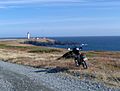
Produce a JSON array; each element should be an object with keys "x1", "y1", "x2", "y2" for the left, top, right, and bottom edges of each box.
[{"x1": 82, "y1": 61, "x2": 88, "y2": 69}]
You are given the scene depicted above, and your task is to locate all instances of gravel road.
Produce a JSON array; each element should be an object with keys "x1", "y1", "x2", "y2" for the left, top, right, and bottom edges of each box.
[{"x1": 0, "y1": 61, "x2": 119, "y2": 91}]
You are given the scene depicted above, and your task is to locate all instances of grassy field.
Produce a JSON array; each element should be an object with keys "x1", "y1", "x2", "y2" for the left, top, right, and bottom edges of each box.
[{"x1": 0, "y1": 39, "x2": 119, "y2": 88}]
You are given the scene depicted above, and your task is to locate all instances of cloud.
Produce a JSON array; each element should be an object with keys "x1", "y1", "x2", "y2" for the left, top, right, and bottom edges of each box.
[
  {"x1": 0, "y1": 0, "x2": 120, "y2": 9},
  {"x1": 0, "y1": 0, "x2": 86, "y2": 9},
  {"x1": 0, "y1": 0, "x2": 84, "y2": 5},
  {"x1": 0, "y1": 6, "x2": 7, "y2": 8},
  {"x1": 0, "y1": 0, "x2": 120, "y2": 6},
  {"x1": 0, "y1": 16, "x2": 119, "y2": 25}
]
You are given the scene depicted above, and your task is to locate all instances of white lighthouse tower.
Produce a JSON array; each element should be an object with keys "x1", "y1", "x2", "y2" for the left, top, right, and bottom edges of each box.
[{"x1": 27, "y1": 32, "x2": 30, "y2": 39}]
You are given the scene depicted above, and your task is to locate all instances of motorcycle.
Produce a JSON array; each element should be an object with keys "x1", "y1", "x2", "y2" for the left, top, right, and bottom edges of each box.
[{"x1": 68, "y1": 47, "x2": 88, "y2": 69}]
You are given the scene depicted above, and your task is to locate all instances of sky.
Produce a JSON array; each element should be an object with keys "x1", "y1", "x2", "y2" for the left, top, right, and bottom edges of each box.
[{"x1": 0, "y1": 0, "x2": 120, "y2": 37}]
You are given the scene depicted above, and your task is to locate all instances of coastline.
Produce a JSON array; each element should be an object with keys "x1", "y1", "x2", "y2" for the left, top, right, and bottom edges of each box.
[
  {"x1": 0, "y1": 36, "x2": 120, "y2": 51},
  {"x1": 0, "y1": 39, "x2": 119, "y2": 88}
]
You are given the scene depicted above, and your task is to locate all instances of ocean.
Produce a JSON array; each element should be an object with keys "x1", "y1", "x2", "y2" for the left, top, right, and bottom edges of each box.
[
  {"x1": 0, "y1": 36, "x2": 120, "y2": 51},
  {"x1": 50, "y1": 36, "x2": 120, "y2": 51}
]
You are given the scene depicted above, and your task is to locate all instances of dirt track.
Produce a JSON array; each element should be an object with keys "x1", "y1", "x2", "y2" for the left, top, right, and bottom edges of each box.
[
  {"x1": 0, "y1": 61, "x2": 119, "y2": 91},
  {"x1": 0, "y1": 63, "x2": 52, "y2": 91}
]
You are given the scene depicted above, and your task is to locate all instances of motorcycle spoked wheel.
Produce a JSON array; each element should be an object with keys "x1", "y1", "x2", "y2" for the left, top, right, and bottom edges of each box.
[
  {"x1": 81, "y1": 61, "x2": 88, "y2": 69},
  {"x1": 75, "y1": 60, "x2": 88, "y2": 69}
]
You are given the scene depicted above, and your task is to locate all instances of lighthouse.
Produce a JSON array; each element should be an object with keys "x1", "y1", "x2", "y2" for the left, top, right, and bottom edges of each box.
[{"x1": 27, "y1": 32, "x2": 30, "y2": 39}]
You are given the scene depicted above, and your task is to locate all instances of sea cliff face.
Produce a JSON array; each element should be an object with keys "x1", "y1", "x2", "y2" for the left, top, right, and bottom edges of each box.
[{"x1": 23, "y1": 38, "x2": 80, "y2": 47}]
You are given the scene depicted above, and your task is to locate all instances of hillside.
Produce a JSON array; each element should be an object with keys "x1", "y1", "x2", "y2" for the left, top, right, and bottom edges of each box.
[{"x1": 0, "y1": 39, "x2": 119, "y2": 88}]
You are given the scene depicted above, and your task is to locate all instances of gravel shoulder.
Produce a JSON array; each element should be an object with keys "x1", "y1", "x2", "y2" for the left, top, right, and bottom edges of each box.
[{"x1": 0, "y1": 61, "x2": 119, "y2": 91}]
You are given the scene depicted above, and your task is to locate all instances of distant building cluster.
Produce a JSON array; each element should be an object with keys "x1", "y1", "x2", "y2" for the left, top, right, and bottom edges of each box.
[{"x1": 27, "y1": 32, "x2": 46, "y2": 40}]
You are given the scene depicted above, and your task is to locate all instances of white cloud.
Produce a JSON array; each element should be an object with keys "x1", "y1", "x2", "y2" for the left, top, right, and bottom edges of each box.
[
  {"x1": 0, "y1": 0, "x2": 84, "y2": 5},
  {"x1": 0, "y1": 16, "x2": 119, "y2": 25},
  {"x1": 0, "y1": 0, "x2": 120, "y2": 9},
  {"x1": 0, "y1": 0, "x2": 119, "y2": 5},
  {"x1": 0, "y1": 6, "x2": 7, "y2": 8},
  {"x1": 0, "y1": 0, "x2": 86, "y2": 9}
]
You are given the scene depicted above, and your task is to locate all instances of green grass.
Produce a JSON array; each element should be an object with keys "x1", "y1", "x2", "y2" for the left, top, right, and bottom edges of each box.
[
  {"x1": 86, "y1": 51, "x2": 97, "y2": 57},
  {"x1": 28, "y1": 48, "x2": 62, "y2": 53},
  {"x1": 0, "y1": 44, "x2": 62, "y2": 53},
  {"x1": 0, "y1": 44, "x2": 32, "y2": 49}
]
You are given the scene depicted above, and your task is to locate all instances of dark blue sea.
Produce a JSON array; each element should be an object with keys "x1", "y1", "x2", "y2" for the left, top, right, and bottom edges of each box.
[{"x1": 49, "y1": 36, "x2": 120, "y2": 51}]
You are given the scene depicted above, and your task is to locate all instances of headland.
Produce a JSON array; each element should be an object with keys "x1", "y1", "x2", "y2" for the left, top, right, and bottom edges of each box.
[{"x1": 0, "y1": 38, "x2": 119, "y2": 88}]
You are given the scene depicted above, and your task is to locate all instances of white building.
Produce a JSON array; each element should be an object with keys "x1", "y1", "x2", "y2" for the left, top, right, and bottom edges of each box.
[{"x1": 27, "y1": 32, "x2": 30, "y2": 39}]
